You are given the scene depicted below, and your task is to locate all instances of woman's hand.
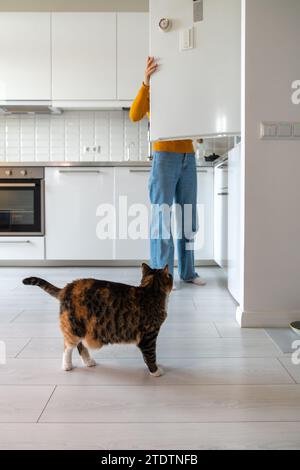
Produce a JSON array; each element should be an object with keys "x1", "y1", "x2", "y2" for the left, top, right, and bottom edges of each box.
[{"x1": 144, "y1": 56, "x2": 158, "y2": 86}]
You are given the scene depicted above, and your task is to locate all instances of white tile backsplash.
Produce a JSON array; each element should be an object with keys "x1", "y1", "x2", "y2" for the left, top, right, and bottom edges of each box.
[
  {"x1": 0, "y1": 120, "x2": 5, "y2": 161},
  {"x1": 124, "y1": 113, "x2": 139, "y2": 161},
  {"x1": 109, "y1": 111, "x2": 124, "y2": 162},
  {"x1": 20, "y1": 116, "x2": 35, "y2": 162},
  {"x1": 139, "y1": 117, "x2": 149, "y2": 160},
  {"x1": 0, "y1": 110, "x2": 148, "y2": 162},
  {"x1": 80, "y1": 112, "x2": 95, "y2": 162},
  {"x1": 35, "y1": 116, "x2": 50, "y2": 162},
  {"x1": 94, "y1": 111, "x2": 110, "y2": 161}
]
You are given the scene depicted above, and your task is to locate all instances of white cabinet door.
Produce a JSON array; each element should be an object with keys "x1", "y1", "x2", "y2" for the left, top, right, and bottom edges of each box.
[
  {"x1": 45, "y1": 168, "x2": 114, "y2": 260},
  {"x1": 114, "y1": 167, "x2": 150, "y2": 260},
  {"x1": 214, "y1": 162, "x2": 228, "y2": 268},
  {"x1": 195, "y1": 168, "x2": 214, "y2": 261},
  {"x1": 52, "y1": 13, "x2": 117, "y2": 100},
  {"x1": 150, "y1": 0, "x2": 241, "y2": 141},
  {"x1": 0, "y1": 237, "x2": 45, "y2": 260},
  {"x1": 228, "y1": 144, "x2": 241, "y2": 303},
  {"x1": 117, "y1": 13, "x2": 149, "y2": 100},
  {"x1": 0, "y1": 13, "x2": 51, "y2": 100}
]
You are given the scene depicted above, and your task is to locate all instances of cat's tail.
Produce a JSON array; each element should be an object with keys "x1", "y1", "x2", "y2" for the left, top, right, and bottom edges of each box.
[{"x1": 22, "y1": 277, "x2": 61, "y2": 299}]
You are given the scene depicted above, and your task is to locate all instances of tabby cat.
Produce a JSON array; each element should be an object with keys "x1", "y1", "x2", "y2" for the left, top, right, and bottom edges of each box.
[{"x1": 23, "y1": 264, "x2": 173, "y2": 377}]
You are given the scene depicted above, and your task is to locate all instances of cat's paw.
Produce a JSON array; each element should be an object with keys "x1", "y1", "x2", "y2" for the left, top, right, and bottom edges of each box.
[
  {"x1": 62, "y1": 362, "x2": 73, "y2": 371},
  {"x1": 86, "y1": 358, "x2": 97, "y2": 368},
  {"x1": 150, "y1": 366, "x2": 164, "y2": 377}
]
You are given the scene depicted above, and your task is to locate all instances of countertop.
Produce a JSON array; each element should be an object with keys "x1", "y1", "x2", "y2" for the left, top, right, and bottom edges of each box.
[
  {"x1": 0, "y1": 161, "x2": 152, "y2": 168},
  {"x1": 0, "y1": 157, "x2": 226, "y2": 168}
]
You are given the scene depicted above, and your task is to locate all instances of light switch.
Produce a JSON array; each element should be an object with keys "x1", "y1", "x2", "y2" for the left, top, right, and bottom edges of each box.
[
  {"x1": 261, "y1": 122, "x2": 300, "y2": 139},
  {"x1": 261, "y1": 122, "x2": 277, "y2": 138},
  {"x1": 293, "y1": 123, "x2": 300, "y2": 137},
  {"x1": 180, "y1": 27, "x2": 194, "y2": 51},
  {"x1": 277, "y1": 122, "x2": 292, "y2": 137}
]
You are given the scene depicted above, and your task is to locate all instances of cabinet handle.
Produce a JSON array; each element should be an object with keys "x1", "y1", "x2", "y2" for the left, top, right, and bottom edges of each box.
[
  {"x1": 217, "y1": 192, "x2": 229, "y2": 196},
  {"x1": 0, "y1": 240, "x2": 31, "y2": 244},
  {"x1": 58, "y1": 170, "x2": 102, "y2": 174},
  {"x1": 129, "y1": 169, "x2": 150, "y2": 173},
  {"x1": 0, "y1": 183, "x2": 36, "y2": 188},
  {"x1": 197, "y1": 169, "x2": 208, "y2": 173}
]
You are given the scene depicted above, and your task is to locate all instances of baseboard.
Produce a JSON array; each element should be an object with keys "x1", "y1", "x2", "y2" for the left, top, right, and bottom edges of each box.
[{"x1": 236, "y1": 306, "x2": 300, "y2": 328}]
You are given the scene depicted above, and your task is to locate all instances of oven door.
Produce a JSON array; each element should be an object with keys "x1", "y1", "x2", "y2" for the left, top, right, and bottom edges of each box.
[{"x1": 0, "y1": 179, "x2": 44, "y2": 235}]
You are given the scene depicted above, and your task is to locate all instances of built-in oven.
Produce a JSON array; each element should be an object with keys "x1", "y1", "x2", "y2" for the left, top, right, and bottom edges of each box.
[{"x1": 0, "y1": 167, "x2": 44, "y2": 236}]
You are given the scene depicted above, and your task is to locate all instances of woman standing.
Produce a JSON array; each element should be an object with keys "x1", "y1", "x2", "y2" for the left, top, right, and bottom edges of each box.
[{"x1": 130, "y1": 57, "x2": 205, "y2": 287}]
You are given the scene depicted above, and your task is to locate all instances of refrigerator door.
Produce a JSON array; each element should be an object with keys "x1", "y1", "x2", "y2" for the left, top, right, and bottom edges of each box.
[{"x1": 150, "y1": 0, "x2": 241, "y2": 141}]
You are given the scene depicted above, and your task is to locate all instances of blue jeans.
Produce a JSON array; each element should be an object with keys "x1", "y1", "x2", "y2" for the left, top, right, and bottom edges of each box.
[{"x1": 149, "y1": 151, "x2": 198, "y2": 281}]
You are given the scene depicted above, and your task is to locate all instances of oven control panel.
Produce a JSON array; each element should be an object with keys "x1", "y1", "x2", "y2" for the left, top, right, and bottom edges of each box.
[{"x1": 0, "y1": 167, "x2": 44, "y2": 179}]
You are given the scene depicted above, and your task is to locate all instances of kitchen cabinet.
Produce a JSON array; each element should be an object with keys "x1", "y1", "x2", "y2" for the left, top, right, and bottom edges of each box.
[
  {"x1": 149, "y1": 0, "x2": 241, "y2": 141},
  {"x1": 195, "y1": 168, "x2": 214, "y2": 261},
  {"x1": 0, "y1": 165, "x2": 216, "y2": 263},
  {"x1": 0, "y1": 13, "x2": 51, "y2": 101},
  {"x1": 52, "y1": 13, "x2": 117, "y2": 101},
  {"x1": 114, "y1": 167, "x2": 150, "y2": 260},
  {"x1": 227, "y1": 144, "x2": 241, "y2": 303},
  {"x1": 45, "y1": 168, "x2": 114, "y2": 260},
  {"x1": 0, "y1": 12, "x2": 149, "y2": 104},
  {"x1": 0, "y1": 237, "x2": 45, "y2": 260},
  {"x1": 173, "y1": 166, "x2": 214, "y2": 263},
  {"x1": 117, "y1": 13, "x2": 149, "y2": 100},
  {"x1": 214, "y1": 160, "x2": 228, "y2": 269},
  {"x1": 115, "y1": 166, "x2": 213, "y2": 263}
]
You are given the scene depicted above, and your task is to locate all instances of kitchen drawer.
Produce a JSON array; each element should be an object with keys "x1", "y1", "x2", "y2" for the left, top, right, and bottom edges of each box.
[{"x1": 0, "y1": 237, "x2": 45, "y2": 260}]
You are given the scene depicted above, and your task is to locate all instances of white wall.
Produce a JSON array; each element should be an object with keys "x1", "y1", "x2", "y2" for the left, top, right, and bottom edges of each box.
[
  {"x1": 0, "y1": 111, "x2": 148, "y2": 162},
  {"x1": 238, "y1": 0, "x2": 300, "y2": 327},
  {"x1": 0, "y1": 0, "x2": 149, "y2": 11}
]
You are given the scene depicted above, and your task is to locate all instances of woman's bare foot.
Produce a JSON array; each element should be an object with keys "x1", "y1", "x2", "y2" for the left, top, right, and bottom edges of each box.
[
  {"x1": 184, "y1": 277, "x2": 206, "y2": 286},
  {"x1": 191, "y1": 277, "x2": 206, "y2": 286}
]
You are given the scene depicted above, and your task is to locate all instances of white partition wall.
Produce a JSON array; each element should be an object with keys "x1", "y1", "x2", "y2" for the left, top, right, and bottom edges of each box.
[{"x1": 238, "y1": 0, "x2": 300, "y2": 327}]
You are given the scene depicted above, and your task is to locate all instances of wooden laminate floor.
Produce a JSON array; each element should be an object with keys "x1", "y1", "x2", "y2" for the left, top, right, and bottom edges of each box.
[{"x1": 0, "y1": 266, "x2": 299, "y2": 450}]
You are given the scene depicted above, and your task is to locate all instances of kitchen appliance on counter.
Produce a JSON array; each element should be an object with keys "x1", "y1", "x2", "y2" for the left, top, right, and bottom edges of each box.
[{"x1": 0, "y1": 167, "x2": 44, "y2": 236}]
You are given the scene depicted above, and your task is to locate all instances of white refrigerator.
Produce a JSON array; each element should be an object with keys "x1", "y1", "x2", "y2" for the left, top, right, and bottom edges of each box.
[{"x1": 149, "y1": 0, "x2": 241, "y2": 141}]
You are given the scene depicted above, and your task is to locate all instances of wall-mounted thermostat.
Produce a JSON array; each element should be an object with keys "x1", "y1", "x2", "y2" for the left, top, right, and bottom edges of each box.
[{"x1": 159, "y1": 18, "x2": 172, "y2": 32}]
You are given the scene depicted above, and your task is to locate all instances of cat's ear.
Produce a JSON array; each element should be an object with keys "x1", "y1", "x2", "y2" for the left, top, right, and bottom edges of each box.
[
  {"x1": 142, "y1": 263, "x2": 152, "y2": 275},
  {"x1": 163, "y1": 264, "x2": 169, "y2": 275}
]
